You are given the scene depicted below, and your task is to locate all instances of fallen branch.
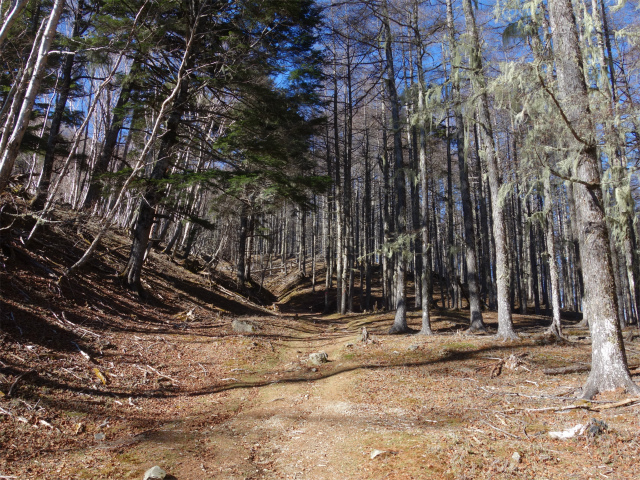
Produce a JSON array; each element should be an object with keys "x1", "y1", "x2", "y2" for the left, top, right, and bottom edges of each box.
[
  {"x1": 544, "y1": 364, "x2": 640, "y2": 375},
  {"x1": 543, "y1": 365, "x2": 590, "y2": 375},
  {"x1": 523, "y1": 397, "x2": 640, "y2": 413},
  {"x1": 590, "y1": 397, "x2": 640, "y2": 411}
]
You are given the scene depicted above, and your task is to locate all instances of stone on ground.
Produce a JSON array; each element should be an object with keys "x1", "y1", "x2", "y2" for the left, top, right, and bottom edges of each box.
[
  {"x1": 232, "y1": 319, "x2": 256, "y2": 334},
  {"x1": 309, "y1": 352, "x2": 328, "y2": 365},
  {"x1": 143, "y1": 466, "x2": 167, "y2": 480}
]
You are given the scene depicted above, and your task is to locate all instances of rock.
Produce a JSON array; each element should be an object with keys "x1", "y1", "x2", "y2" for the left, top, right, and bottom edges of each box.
[
  {"x1": 370, "y1": 449, "x2": 397, "y2": 460},
  {"x1": 232, "y1": 319, "x2": 255, "y2": 334},
  {"x1": 370, "y1": 449, "x2": 386, "y2": 459},
  {"x1": 345, "y1": 343, "x2": 354, "y2": 348},
  {"x1": 408, "y1": 344, "x2": 419, "y2": 351},
  {"x1": 511, "y1": 451, "x2": 521, "y2": 463},
  {"x1": 587, "y1": 418, "x2": 608, "y2": 437},
  {"x1": 548, "y1": 423, "x2": 586, "y2": 439},
  {"x1": 143, "y1": 466, "x2": 167, "y2": 480},
  {"x1": 94, "y1": 432, "x2": 105, "y2": 441},
  {"x1": 309, "y1": 352, "x2": 328, "y2": 365}
]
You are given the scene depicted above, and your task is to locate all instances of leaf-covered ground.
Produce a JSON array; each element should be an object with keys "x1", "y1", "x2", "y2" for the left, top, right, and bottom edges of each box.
[{"x1": 1, "y1": 206, "x2": 640, "y2": 479}]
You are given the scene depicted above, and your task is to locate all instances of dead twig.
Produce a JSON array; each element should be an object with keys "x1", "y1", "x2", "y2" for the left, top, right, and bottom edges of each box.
[
  {"x1": 70, "y1": 341, "x2": 92, "y2": 361},
  {"x1": 61, "y1": 311, "x2": 101, "y2": 338},
  {"x1": 135, "y1": 365, "x2": 179, "y2": 384},
  {"x1": 7, "y1": 370, "x2": 35, "y2": 397},
  {"x1": 481, "y1": 419, "x2": 521, "y2": 439}
]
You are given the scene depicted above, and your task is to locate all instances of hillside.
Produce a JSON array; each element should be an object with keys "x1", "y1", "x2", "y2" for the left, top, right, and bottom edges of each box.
[{"x1": 1, "y1": 202, "x2": 640, "y2": 479}]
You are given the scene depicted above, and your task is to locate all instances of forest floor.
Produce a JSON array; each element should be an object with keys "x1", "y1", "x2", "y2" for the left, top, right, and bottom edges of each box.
[{"x1": 2, "y1": 203, "x2": 640, "y2": 479}]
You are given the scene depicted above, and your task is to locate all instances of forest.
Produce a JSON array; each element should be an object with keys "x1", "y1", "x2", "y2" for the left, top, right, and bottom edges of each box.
[{"x1": 1, "y1": 0, "x2": 640, "y2": 478}]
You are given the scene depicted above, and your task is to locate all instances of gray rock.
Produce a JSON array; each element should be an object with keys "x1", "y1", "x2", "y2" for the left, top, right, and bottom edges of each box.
[
  {"x1": 232, "y1": 319, "x2": 255, "y2": 334},
  {"x1": 511, "y1": 452, "x2": 521, "y2": 463},
  {"x1": 143, "y1": 466, "x2": 166, "y2": 480},
  {"x1": 94, "y1": 432, "x2": 105, "y2": 441},
  {"x1": 408, "y1": 345, "x2": 419, "y2": 351},
  {"x1": 309, "y1": 352, "x2": 328, "y2": 365},
  {"x1": 587, "y1": 418, "x2": 608, "y2": 437}
]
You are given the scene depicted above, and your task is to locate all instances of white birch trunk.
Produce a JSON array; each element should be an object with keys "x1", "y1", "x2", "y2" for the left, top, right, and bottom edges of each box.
[{"x1": 0, "y1": 0, "x2": 65, "y2": 192}]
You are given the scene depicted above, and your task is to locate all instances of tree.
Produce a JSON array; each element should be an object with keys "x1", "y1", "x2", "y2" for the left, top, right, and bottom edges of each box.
[
  {"x1": 0, "y1": 0, "x2": 66, "y2": 192},
  {"x1": 461, "y1": 0, "x2": 516, "y2": 339},
  {"x1": 31, "y1": 0, "x2": 90, "y2": 210},
  {"x1": 446, "y1": 0, "x2": 485, "y2": 333},
  {"x1": 382, "y1": 0, "x2": 409, "y2": 334},
  {"x1": 120, "y1": 0, "x2": 324, "y2": 293},
  {"x1": 547, "y1": 0, "x2": 639, "y2": 398}
]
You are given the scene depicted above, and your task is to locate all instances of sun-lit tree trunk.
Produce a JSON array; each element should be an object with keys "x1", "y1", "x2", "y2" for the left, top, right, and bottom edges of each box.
[
  {"x1": 547, "y1": 0, "x2": 639, "y2": 398},
  {"x1": 0, "y1": 0, "x2": 30, "y2": 47},
  {"x1": 32, "y1": 0, "x2": 86, "y2": 210},
  {"x1": 0, "y1": 0, "x2": 66, "y2": 192},
  {"x1": 462, "y1": 0, "x2": 516, "y2": 339}
]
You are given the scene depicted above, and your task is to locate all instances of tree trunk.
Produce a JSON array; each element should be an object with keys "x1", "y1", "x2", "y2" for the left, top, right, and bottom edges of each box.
[
  {"x1": 32, "y1": 1, "x2": 85, "y2": 210},
  {"x1": 417, "y1": 91, "x2": 433, "y2": 335},
  {"x1": 0, "y1": 0, "x2": 30, "y2": 47},
  {"x1": 0, "y1": 0, "x2": 66, "y2": 192},
  {"x1": 383, "y1": 0, "x2": 408, "y2": 334},
  {"x1": 83, "y1": 62, "x2": 140, "y2": 209},
  {"x1": 462, "y1": 0, "x2": 516, "y2": 339},
  {"x1": 121, "y1": 74, "x2": 189, "y2": 293},
  {"x1": 446, "y1": 0, "x2": 484, "y2": 332},
  {"x1": 544, "y1": 172, "x2": 563, "y2": 338},
  {"x1": 547, "y1": 0, "x2": 639, "y2": 398}
]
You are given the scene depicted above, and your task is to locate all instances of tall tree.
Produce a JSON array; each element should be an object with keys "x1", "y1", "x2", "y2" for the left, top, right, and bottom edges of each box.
[
  {"x1": 446, "y1": 0, "x2": 485, "y2": 332},
  {"x1": 383, "y1": 0, "x2": 409, "y2": 334},
  {"x1": 0, "y1": 0, "x2": 66, "y2": 192},
  {"x1": 461, "y1": 0, "x2": 516, "y2": 339},
  {"x1": 547, "y1": 0, "x2": 639, "y2": 398}
]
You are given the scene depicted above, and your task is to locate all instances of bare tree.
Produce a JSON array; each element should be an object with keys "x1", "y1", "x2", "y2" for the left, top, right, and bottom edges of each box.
[{"x1": 547, "y1": 0, "x2": 639, "y2": 398}]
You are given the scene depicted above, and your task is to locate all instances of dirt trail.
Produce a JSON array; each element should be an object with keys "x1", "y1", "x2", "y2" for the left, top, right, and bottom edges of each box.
[{"x1": 40, "y1": 310, "x2": 640, "y2": 480}]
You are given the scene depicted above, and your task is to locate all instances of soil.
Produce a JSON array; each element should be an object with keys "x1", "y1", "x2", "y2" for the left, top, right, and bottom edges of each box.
[{"x1": 2, "y1": 203, "x2": 640, "y2": 479}]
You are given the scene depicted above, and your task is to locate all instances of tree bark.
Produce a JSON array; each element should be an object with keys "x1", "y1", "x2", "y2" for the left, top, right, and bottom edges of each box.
[
  {"x1": 0, "y1": 0, "x2": 66, "y2": 192},
  {"x1": 122, "y1": 73, "x2": 190, "y2": 293},
  {"x1": 547, "y1": 0, "x2": 639, "y2": 398},
  {"x1": 461, "y1": 0, "x2": 516, "y2": 339},
  {"x1": 32, "y1": 0, "x2": 85, "y2": 210},
  {"x1": 383, "y1": 0, "x2": 409, "y2": 334}
]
